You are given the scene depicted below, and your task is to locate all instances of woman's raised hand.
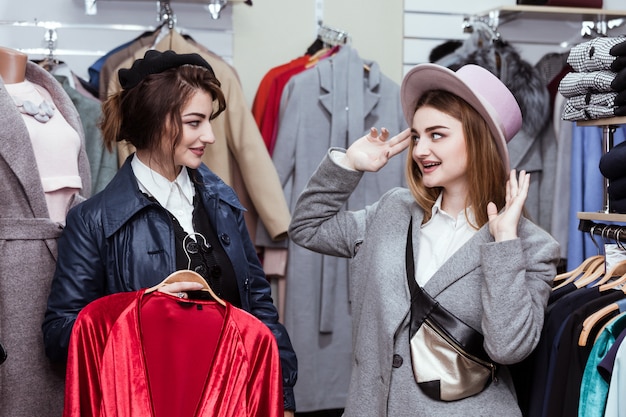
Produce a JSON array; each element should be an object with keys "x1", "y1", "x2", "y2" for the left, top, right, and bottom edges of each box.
[
  {"x1": 487, "y1": 169, "x2": 530, "y2": 242},
  {"x1": 343, "y1": 127, "x2": 411, "y2": 172}
]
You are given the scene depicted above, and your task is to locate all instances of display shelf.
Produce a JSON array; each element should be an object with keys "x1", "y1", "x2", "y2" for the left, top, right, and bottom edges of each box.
[
  {"x1": 469, "y1": 5, "x2": 626, "y2": 35},
  {"x1": 490, "y1": 5, "x2": 626, "y2": 21},
  {"x1": 578, "y1": 212, "x2": 626, "y2": 222},
  {"x1": 577, "y1": 116, "x2": 626, "y2": 127}
]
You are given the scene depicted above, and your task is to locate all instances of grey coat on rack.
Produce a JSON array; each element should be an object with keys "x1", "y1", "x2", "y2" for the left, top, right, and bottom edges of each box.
[
  {"x1": 262, "y1": 44, "x2": 408, "y2": 412},
  {"x1": 0, "y1": 61, "x2": 91, "y2": 417}
]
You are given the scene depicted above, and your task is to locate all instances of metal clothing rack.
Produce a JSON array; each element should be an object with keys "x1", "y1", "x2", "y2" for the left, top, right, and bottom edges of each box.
[
  {"x1": 85, "y1": 0, "x2": 252, "y2": 19},
  {"x1": 577, "y1": 116, "x2": 626, "y2": 215},
  {"x1": 579, "y1": 218, "x2": 626, "y2": 246},
  {"x1": 463, "y1": 5, "x2": 626, "y2": 37},
  {"x1": 0, "y1": 16, "x2": 230, "y2": 58},
  {"x1": 577, "y1": 117, "x2": 626, "y2": 245}
]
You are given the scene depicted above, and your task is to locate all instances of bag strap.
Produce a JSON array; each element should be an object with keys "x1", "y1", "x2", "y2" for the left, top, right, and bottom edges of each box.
[
  {"x1": 405, "y1": 218, "x2": 427, "y2": 302},
  {"x1": 404, "y1": 218, "x2": 493, "y2": 363},
  {"x1": 406, "y1": 219, "x2": 417, "y2": 297}
]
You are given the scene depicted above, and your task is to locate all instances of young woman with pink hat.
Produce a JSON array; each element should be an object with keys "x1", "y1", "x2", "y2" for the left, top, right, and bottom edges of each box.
[{"x1": 288, "y1": 63, "x2": 560, "y2": 416}]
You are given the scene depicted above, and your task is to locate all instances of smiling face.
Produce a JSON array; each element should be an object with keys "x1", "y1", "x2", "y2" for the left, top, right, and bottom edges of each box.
[
  {"x1": 411, "y1": 105, "x2": 468, "y2": 198},
  {"x1": 171, "y1": 90, "x2": 216, "y2": 172},
  {"x1": 405, "y1": 89, "x2": 509, "y2": 227},
  {"x1": 137, "y1": 89, "x2": 216, "y2": 181}
]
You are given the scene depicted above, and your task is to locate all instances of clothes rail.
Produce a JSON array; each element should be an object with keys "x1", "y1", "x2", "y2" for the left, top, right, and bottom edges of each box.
[
  {"x1": 579, "y1": 219, "x2": 626, "y2": 244},
  {"x1": 0, "y1": 19, "x2": 231, "y2": 34},
  {"x1": 86, "y1": 0, "x2": 252, "y2": 18}
]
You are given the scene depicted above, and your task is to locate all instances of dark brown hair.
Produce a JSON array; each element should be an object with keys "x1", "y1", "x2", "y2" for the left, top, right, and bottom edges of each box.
[
  {"x1": 100, "y1": 64, "x2": 226, "y2": 161},
  {"x1": 406, "y1": 89, "x2": 507, "y2": 229}
]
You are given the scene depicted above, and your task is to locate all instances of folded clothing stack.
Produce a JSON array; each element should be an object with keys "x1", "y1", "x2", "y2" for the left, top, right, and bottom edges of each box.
[
  {"x1": 599, "y1": 140, "x2": 626, "y2": 213},
  {"x1": 558, "y1": 36, "x2": 626, "y2": 121}
]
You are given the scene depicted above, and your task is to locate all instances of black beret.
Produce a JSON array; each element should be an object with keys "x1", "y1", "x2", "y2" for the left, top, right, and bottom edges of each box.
[{"x1": 118, "y1": 49, "x2": 215, "y2": 90}]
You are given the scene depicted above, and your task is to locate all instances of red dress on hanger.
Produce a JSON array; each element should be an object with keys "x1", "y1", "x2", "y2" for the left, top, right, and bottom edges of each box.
[{"x1": 63, "y1": 290, "x2": 283, "y2": 417}]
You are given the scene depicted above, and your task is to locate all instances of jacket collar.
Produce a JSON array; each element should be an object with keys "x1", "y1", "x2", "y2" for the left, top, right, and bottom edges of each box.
[
  {"x1": 318, "y1": 45, "x2": 382, "y2": 147},
  {"x1": 407, "y1": 205, "x2": 493, "y2": 298},
  {"x1": 101, "y1": 154, "x2": 245, "y2": 238}
]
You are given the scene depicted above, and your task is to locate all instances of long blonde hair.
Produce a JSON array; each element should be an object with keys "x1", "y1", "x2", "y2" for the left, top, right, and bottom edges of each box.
[{"x1": 406, "y1": 89, "x2": 508, "y2": 229}]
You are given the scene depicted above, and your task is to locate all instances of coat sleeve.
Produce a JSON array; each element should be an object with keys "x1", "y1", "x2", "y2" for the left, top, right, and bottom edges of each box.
[
  {"x1": 479, "y1": 223, "x2": 560, "y2": 364},
  {"x1": 42, "y1": 203, "x2": 107, "y2": 362},
  {"x1": 288, "y1": 149, "x2": 373, "y2": 259}
]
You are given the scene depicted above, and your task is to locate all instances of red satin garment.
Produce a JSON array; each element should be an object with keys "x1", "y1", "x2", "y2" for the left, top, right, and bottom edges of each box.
[{"x1": 63, "y1": 290, "x2": 283, "y2": 417}]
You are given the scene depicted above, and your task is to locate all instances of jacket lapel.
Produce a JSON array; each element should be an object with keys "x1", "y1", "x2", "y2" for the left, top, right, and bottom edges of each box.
[
  {"x1": 425, "y1": 226, "x2": 493, "y2": 297},
  {"x1": 362, "y1": 59, "x2": 381, "y2": 120},
  {"x1": 0, "y1": 75, "x2": 48, "y2": 219}
]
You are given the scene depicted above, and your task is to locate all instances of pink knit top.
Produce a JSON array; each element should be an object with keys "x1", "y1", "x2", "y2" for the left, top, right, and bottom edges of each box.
[{"x1": 5, "y1": 80, "x2": 82, "y2": 224}]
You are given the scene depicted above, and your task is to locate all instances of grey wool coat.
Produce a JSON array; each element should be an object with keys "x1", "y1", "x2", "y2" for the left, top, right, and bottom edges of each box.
[
  {"x1": 260, "y1": 44, "x2": 408, "y2": 411},
  {"x1": 288, "y1": 152, "x2": 560, "y2": 417},
  {"x1": 0, "y1": 62, "x2": 91, "y2": 417}
]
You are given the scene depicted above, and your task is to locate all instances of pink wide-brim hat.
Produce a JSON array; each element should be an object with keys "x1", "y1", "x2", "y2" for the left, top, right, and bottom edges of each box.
[{"x1": 400, "y1": 63, "x2": 522, "y2": 172}]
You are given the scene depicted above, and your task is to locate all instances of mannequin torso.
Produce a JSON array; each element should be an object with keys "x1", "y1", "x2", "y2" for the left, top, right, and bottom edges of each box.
[{"x1": 0, "y1": 46, "x2": 27, "y2": 84}]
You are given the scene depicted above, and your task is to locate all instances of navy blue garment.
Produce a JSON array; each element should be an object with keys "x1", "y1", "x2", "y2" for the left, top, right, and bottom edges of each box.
[
  {"x1": 600, "y1": 140, "x2": 626, "y2": 181},
  {"x1": 43, "y1": 155, "x2": 298, "y2": 410},
  {"x1": 598, "y1": 324, "x2": 626, "y2": 382},
  {"x1": 542, "y1": 290, "x2": 626, "y2": 417},
  {"x1": 86, "y1": 32, "x2": 155, "y2": 95}
]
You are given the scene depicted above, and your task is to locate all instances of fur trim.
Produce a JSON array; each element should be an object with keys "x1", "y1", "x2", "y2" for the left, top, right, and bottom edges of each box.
[{"x1": 434, "y1": 36, "x2": 550, "y2": 138}]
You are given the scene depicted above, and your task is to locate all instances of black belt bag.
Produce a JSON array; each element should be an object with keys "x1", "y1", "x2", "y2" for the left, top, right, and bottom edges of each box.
[{"x1": 405, "y1": 220, "x2": 496, "y2": 401}]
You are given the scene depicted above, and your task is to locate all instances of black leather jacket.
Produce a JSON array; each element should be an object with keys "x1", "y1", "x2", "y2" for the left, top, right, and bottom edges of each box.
[{"x1": 42, "y1": 156, "x2": 297, "y2": 410}]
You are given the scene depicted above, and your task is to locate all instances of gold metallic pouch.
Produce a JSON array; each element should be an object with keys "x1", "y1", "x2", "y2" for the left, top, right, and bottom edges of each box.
[
  {"x1": 409, "y1": 317, "x2": 495, "y2": 401},
  {"x1": 405, "y1": 219, "x2": 496, "y2": 401}
]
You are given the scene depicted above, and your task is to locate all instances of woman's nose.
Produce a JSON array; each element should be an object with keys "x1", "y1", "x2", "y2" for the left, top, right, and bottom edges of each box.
[
  {"x1": 413, "y1": 139, "x2": 429, "y2": 157},
  {"x1": 200, "y1": 125, "x2": 216, "y2": 144}
]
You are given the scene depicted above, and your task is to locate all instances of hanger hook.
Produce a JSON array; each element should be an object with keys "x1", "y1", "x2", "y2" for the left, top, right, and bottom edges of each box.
[
  {"x1": 589, "y1": 224, "x2": 601, "y2": 255},
  {"x1": 615, "y1": 227, "x2": 626, "y2": 252}
]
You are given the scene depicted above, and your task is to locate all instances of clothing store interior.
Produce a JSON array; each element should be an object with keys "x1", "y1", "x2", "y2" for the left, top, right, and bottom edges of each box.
[{"x1": 2, "y1": 0, "x2": 626, "y2": 416}]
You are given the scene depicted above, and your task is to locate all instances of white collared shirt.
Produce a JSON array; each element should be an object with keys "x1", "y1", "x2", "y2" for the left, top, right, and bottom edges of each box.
[
  {"x1": 131, "y1": 155, "x2": 196, "y2": 236},
  {"x1": 416, "y1": 193, "x2": 477, "y2": 286}
]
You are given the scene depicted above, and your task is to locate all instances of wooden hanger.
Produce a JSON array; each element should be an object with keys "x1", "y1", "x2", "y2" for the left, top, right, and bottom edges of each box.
[
  {"x1": 599, "y1": 269, "x2": 626, "y2": 292},
  {"x1": 588, "y1": 259, "x2": 626, "y2": 288},
  {"x1": 552, "y1": 256, "x2": 605, "y2": 291},
  {"x1": 145, "y1": 270, "x2": 226, "y2": 306},
  {"x1": 572, "y1": 258, "x2": 626, "y2": 289},
  {"x1": 578, "y1": 297, "x2": 626, "y2": 347},
  {"x1": 553, "y1": 254, "x2": 604, "y2": 282}
]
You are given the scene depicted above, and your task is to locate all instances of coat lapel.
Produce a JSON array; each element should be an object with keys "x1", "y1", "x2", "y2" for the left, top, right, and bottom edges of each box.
[
  {"x1": 0, "y1": 74, "x2": 48, "y2": 219},
  {"x1": 362, "y1": 59, "x2": 381, "y2": 120},
  {"x1": 424, "y1": 226, "x2": 493, "y2": 297}
]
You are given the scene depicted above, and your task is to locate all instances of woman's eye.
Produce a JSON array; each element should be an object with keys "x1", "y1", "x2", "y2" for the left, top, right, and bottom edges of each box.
[
  {"x1": 431, "y1": 132, "x2": 443, "y2": 140},
  {"x1": 411, "y1": 135, "x2": 420, "y2": 142},
  {"x1": 187, "y1": 120, "x2": 200, "y2": 127}
]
